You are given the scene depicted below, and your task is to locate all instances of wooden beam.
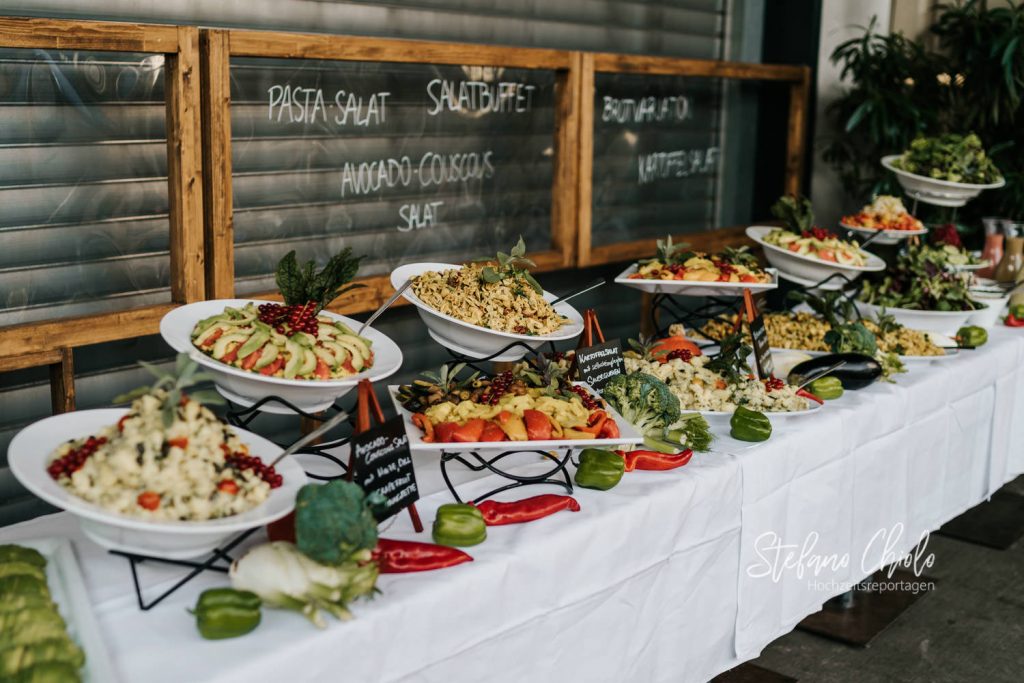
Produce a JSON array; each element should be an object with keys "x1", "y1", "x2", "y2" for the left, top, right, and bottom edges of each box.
[
  {"x1": 0, "y1": 350, "x2": 63, "y2": 374},
  {"x1": 200, "y1": 29, "x2": 235, "y2": 299},
  {"x1": 166, "y1": 25, "x2": 205, "y2": 304},
  {"x1": 784, "y1": 67, "x2": 812, "y2": 196},
  {"x1": 591, "y1": 53, "x2": 807, "y2": 81},
  {"x1": 0, "y1": 16, "x2": 179, "y2": 52},
  {"x1": 49, "y1": 348, "x2": 75, "y2": 413},
  {"x1": 227, "y1": 30, "x2": 572, "y2": 69},
  {"x1": 575, "y1": 52, "x2": 595, "y2": 267},
  {"x1": 0, "y1": 305, "x2": 173, "y2": 359},
  {"x1": 550, "y1": 55, "x2": 583, "y2": 267}
]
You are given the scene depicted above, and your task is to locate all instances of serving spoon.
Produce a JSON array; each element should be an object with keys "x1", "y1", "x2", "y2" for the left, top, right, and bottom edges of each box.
[
  {"x1": 357, "y1": 278, "x2": 412, "y2": 336},
  {"x1": 550, "y1": 277, "x2": 606, "y2": 306},
  {"x1": 270, "y1": 408, "x2": 352, "y2": 468}
]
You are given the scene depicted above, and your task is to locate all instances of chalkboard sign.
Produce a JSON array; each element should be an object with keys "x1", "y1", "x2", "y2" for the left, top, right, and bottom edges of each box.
[
  {"x1": 590, "y1": 72, "x2": 722, "y2": 250},
  {"x1": 575, "y1": 339, "x2": 625, "y2": 392},
  {"x1": 227, "y1": 57, "x2": 558, "y2": 295},
  {"x1": 351, "y1": 416, "x2": 420, "y2": 522}
]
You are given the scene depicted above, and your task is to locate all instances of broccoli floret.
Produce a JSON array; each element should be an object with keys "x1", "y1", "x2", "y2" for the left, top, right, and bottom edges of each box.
[
  {"x1": 295, "y1": 480, "x2": 379, "y2": 566},
  {"x1": 602, "y1": 372, "x2": 680, "y2": 438}
]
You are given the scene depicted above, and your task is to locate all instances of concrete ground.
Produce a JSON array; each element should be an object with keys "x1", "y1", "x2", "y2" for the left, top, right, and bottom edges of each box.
[{"x1": 746, "y1": 476, "x2": 1024, "y2": 683}]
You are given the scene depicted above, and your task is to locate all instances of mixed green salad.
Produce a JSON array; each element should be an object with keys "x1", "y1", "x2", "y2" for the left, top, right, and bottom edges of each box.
[
  {"x1": 891, "y1": 133, "x2": 1001, "y2": 184},
  {"x1": 859, "y1": 246, "x2": 982, "y2": 312}
]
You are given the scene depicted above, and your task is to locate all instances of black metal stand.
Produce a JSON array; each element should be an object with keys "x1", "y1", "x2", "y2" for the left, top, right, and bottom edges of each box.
[
  {"x1": 225, "y1": 395, "x2": 354, "y2": 481},
  {"x1": 441, "y1": 339, "x2": 560, "y2": 374},
  {"x1": 439, "y1": 448, "x2": 575, "y2": 503},
  {"x1": 109, "y1": 527, "x2": 259, "y2": 611}
]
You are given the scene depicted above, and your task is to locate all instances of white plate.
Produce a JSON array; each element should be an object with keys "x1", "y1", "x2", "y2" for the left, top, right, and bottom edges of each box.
[
  {"x1": 854, "y1": 300, "x2": 985, "y2": 336},
  {"x1": 840, "y1": 221, "x2": 928, "y2": 246},
  {"x1": 882, "y1": 155, "x2": 1005, "y2": 208},
  {"x1": 696, "y1": 399, "x2": 823, "y2": 421},
  {"x1": 8, "y1": 409, "x2": 307, "y2": 559},
  {"x1": 389, "y1": 382, "x2": 643, "y2": 452},
  {"x1": 161, "y1": 299, "x2": 403, "y2": 413},
  {"x1": 613, "y1": 263, "x2": 779, "y2": 297},
  {"x1": 900, "y1": 348, "x2": 961, "y2": 362},
  {"x1": 11, "y1": 538, "x2": 118, "y2": 683},
  {"x1": 391, "y1": 263, "x2": 584, "y2": 361},
  {"x1": 746, "y1": 226, "x2": 885, "y2": 285}
]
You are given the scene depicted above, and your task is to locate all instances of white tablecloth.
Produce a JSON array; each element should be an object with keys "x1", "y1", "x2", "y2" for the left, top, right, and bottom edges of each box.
[{"x1": 2, "y1": 329, "x2": 1023, "y2": 682}]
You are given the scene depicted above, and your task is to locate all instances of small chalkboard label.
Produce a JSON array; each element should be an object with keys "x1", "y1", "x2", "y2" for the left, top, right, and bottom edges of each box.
[
  {"x1": 742, "y1": 289, "x2": 774, "y2": 379},
  {"x1": 351, "y1": 416, "x2": 419, "y2": 522},
  {"x1": 575, "y1": 338, "x2": 625, "y2": 392}
]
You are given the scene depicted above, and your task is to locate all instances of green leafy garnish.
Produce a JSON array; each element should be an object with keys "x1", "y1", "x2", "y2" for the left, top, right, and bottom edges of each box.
[
  {"x1": 475, "y1": 237, "x2": 542, "y2": 294},
  {"x1": 114, "y1": 353, "x2": 223, "y2": 428},
  {"x1": 275, "y1": 247, "x2": 364, "y2": 313},
  {"x1": 705, "y1": 332, "x2": 753, "y2": 386},
  {"x1": 770, "y1": 195, "x2": 815, "y2": 234}
]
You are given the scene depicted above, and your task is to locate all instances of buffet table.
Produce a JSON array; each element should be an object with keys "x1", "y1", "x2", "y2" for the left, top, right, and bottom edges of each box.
[{"x1": 2, "y1": 329, "x2": 1023, "y2": 683}]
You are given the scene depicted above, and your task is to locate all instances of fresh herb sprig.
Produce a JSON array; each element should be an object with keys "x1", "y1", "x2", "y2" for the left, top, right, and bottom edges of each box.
[
  {"x1": 275, "y1": 247, "x2": 364, "y2": 313},
  {"x1": 475, "y1": 237, "x2": 543, "y2": 294},
  {"x1": 770, "y1": 195, "x2": 815, "y2": 234},
  {"x1": 114, "y1": 353, "x2": 224, "y2": 428},
  {"x1": 705, "y1": 332, "x2": 753, "y2": 386},
  {"x1": 788, "y1": 290, "x2": 877, "y2": 356}
]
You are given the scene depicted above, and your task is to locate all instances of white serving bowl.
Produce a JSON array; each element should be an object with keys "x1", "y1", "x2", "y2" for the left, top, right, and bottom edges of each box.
[
  {"x1": 881, "y1": 155, "x2": 1005, "y2": 208},
  {"x1": 966, "y1": 291, "x2": 1007, "y2": 328},
  {"x1": 855, "y1": 300, "x2": 984, "y2": 335},
  {"x1": 391, "y1": 262, "x2": 584, "y2": 361},
  {"x1": 8, "y1": 409, "x2": 307, "y2": 559},
  {"x1": 161, "y1": 299, "x2": 403, "y2": 414},
  {"x1": 840, "y1": 222, "x2": 928, "y2": 246},
  {"x1": 746, "y1": 226, "x2": 886, "y2": 286}
]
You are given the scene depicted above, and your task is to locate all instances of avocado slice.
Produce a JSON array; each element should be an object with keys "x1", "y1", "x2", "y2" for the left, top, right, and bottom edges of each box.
[
  {"x1": 313, "y1": 345, "x2": 336, "y2": 367},
  {"x1": 334, "y1": 337, "x2": 365, "y2": 371},
  {"x1": 291, "y1": 332, "x2": 316, "y2": 348},
  {"x1": 194, "y1": 322, "x2": 228, "y2": 347},
  {"x1": 252, "y1": 342, "x2": 279, "y2": 370},
  {"x1": 299, "y1": 348, "x2": 317, "y2": 376},
  {"x1": 283, "y1": 339, "x2": 304, "y2": 379},
  {"x1": 237, "y1": 331, "x2": 269, "y2": 360},
  {"x1": 212, "y1": 332, "x2": 250, "y2": 359},
  {"x1": 333, "y1": 322, "x2": 358, "y2": 337},
  {"x1": 336, "y1": 334, "x2": 371, "y2": 360},
  {"x1": 321, "y1": 341, "x2": 348, "y2": 366},
  {"x1": 191, "y1": 314, "x2": 226, "y2": 339}
]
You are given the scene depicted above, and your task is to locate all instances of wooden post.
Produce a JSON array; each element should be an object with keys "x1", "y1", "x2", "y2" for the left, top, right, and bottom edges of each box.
[
  {"x1": 166, "y1": 26, "x2": 205, "y2": 304},
  {"x1": 575, "y1": 52, "x2": 595, "y2": 267},
  {"x1": 199, "y1": 28, "x2": 235, "y2": 299},
  {"x1": 48, "y1": 348, "x2": 75, "y2": 413},
  {"x1": 784, "y1": 67, "x2": 812, "y2": 196},
  {"x1": 551, "y1": 53, "x2": 583, "y2": 267}
]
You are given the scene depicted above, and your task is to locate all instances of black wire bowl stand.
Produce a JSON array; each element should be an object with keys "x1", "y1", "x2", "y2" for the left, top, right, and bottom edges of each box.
[
  {"x1": 439, "y1": 447, "x2": 575, "y2": 504},
  {"x1": 650, "y1": 293, "x2": 744, "y2": 344},
  {"x1": 440, "y1": 339, "x2": 561, "y2": 374},
  {"x1": 110, "y1": 527, "x2": 259, "y2": 611}
]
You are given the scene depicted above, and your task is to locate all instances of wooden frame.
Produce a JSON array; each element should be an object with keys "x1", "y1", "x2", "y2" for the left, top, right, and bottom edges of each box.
[
  {"x1": 198, "y1": 29, "x2": 581, "y2": 313},
  {"x1": 0, "y1": 18, "x2": 205, "y2": 364},
  {"x1": 575, "y1": 52, "x2": 812, "y2": 267}
]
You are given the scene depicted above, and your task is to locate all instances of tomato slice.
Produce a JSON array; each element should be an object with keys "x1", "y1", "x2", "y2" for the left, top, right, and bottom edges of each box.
[
  {"x1": 241, "y1": 347, "x2": 262, "y2": 370},
  {"x1": 221, "y1": 342, "x2": 241, "y2": 364},
  {"x1": 259, "y1": 357, "x2": 284, "y2": 376},
  {"x1": 217, "y1": 480, "x2": 239, "y2": 495},
  {"x1": 314, "y1": 358, "x2": 331, "y2": 379},
  {"x1": 522, "y1": 409, "x2": 553, "y2": 440},
  {"x1": 166, "y1": 437, "x2": 189, "y2": 449},
  {"x1": 201, "y1": 328, "x2": 223, "y2": 347},
  {"x1": 451, "y1": 419, "x2": 486, "y2": 443},
  {"x1": 479, "y1": 421, "x2": 507, "y2": 442},
  {"x1": 433, "y1": 422, "x2": 459, "y2": 442}
]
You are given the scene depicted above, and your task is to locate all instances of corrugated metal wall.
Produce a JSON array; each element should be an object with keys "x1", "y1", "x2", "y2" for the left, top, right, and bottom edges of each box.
[{"x1": 0, "y1": 0, "x2": 752, "y2": 526}]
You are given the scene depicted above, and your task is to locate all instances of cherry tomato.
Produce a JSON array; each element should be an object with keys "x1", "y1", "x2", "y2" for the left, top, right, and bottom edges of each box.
[
  {"x1": 217, "y1": 480, "x2": 239, "y2": 495},
  {"x1": 137, "y1": 491, "x2": 161, "y2": 510},
  {"x1": 167, "y1": 437, "x2": 189, "y2": 449}
]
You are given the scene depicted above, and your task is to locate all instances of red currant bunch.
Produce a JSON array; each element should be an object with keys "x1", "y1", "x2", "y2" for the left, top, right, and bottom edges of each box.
[
  {"x1": 480, "y1": 371, "x2": 514, "y2": 405},
  {"x1": 763, "y1": 377, "x2": 785, "y2": 392},
  {"x1": 226, "y1": 452, "x2": 283, "y2": 488},
  {"x1": 569, "y1": 384, "x2": 601, "y2": 410},
  {"x1": 664, "y1": 349, "x2": 693, "y2": 363},
  {"x1": 48, "y1": 436, "x2": 108, "y2": 480},
  {"x1": 257, "y1": 301, "x2": 319, "y2": 336}
]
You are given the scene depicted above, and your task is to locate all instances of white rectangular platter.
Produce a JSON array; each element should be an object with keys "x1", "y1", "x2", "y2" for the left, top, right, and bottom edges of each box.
[{"x1": 614, "y1": 263, "x2": 779, "y2": 297}]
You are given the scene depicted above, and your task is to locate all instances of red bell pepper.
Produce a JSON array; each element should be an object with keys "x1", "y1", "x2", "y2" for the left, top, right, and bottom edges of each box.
[
  {"x1": 598, "y1": 417, "x2": 620, "y2": 439},
  {"x1": 796, "y1": 388, "x2": 824, "y2": 404},
  {"x1": 434, "y1": 422, "x2": 459, "y2": 442},
  {"x1": 617, "y1": 448, "x2": 693, "y2": 472},
  {"x1": 475, "y1": 494, "x2": 580, "y2": 525},
  {"x1": 522, "y1": 410, "x2": 552, "y2": 440},
  {"x1": 451, "y1": 418, "x2": 486, "y2": 443},
  {"x1": 478, "y1": 420, "x2": 507, "y2": 442},
  {"x1": 411, "y1": 413, "x2": 435, "y2": 441},
  {"x1": 372, "y1": 538, "x2": 473, "y2": 573},
  {"x1": 1006, "y1": 313, "x2": 1024, "y2": 328},
  {"x1": 576, "y1": 410, "x2": 608, "y2": 435}
]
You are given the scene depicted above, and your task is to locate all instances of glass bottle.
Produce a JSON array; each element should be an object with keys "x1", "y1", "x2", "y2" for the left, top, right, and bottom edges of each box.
[
  {"x1": 978, "y1": 233, "x2": 1003, "y2": 279},
  {"x1": 994, "y1": 236, "x2": 1024, "y2": 283}
]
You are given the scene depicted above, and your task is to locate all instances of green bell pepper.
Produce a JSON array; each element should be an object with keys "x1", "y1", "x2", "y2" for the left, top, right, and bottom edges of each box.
[
  {"x1": 574, "y1": 448, "x2": 625, "y2": 491},
  {"x1": 807, "y1": 376, "x2": 843, "y2": 400},
  {"x1": 730, "y1": 406, "x2": 772, "y2": 442},
  {"x1": 13, "y1": 661, "x2": 81, "y2": 683},
  {"x1": 191, "y1": 588, "x2": 261, "y2": 640},
  {"x1": 1010, "y1": 303, "x2": 1024, "y2": 320},
  {"x1": 957, "y1": 325, "x2": 988, "y2": 348},
  {"x1": 432, "y1": 504, "x2": 487, "y2": 547}
]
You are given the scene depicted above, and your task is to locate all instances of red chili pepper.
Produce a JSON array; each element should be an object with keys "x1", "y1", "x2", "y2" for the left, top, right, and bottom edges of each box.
[
  {"x1": 475, "y1": 494, "x2": 581, "y2": 526},
  {"x1": 372, "y1": 538, "x2": 473, "y2": 573},
  {"x1": 616, "y1": 449, "x2": 693, "y2": 472},
  {"x1": 1006, "y1": 313, "x2": 1024, "y2": 328},
  {"x1": 796, "y1": 388, "x2": 824, "y2": 404},
  {"x1": 598, "y1": 418, "x2": 620, "y2": 439}
]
